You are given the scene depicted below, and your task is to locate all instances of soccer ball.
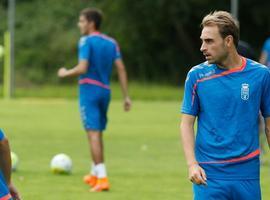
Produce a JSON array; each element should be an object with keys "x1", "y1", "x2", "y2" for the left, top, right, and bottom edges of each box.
[
  {"x1": 50, "y1": 153, "x2": 72, "y2": 174},
  {"x1": 11, "y1": 152, "x2": 19, "y2": 172}
]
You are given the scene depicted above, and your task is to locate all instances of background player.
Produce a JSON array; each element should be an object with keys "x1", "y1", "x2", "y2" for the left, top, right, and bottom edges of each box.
[
  {"x1": 259, "y1": 36, "x2": 270, "y2": 68},
  {"x1": 180, "y1": 11, "x2": 270, "y2": 200},
  {"x1": 0, "y1": 129, "x2": 21, "y2": 200},
  {"x1": 57, "y1": 8, "x2": 131, "y2": 192}
]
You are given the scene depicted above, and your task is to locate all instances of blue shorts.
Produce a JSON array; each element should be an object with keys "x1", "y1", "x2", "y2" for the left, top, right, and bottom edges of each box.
[
  {"x1": 79, "y1": 84, "x2": 111, "y2": 131},
  {"x1": 193, "y1": 179, "x2": 261, "y2": 200},
  {"x1": 0, "y1": 172, "x2": 11, "y2": 200}
]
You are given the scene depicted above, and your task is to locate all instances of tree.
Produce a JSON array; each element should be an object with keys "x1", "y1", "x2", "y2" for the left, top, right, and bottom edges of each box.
[{"x1": 0, "y1": 0, "x2": 270, "y2": 85}]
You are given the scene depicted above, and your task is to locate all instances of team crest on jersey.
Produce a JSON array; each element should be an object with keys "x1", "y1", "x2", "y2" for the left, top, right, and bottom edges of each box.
[{"x1": 241, "y1": 83, "x2": 249, "y2": 100}]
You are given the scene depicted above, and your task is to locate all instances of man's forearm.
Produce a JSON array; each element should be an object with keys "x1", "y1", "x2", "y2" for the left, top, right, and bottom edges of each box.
[
  {"x1": 118, "y1": 69, "x2": 129, "y2": 98},
  {"x1": 64, "y1": 65, "x2": 86, "y2": 77},
  {"x1": 0, "y1": 138, "x2": 11, "y2": 185},
  {"x1": 58, "y1": 60, "x2": 88, "y2": 78},
  {"x1": 180, "y1": 122, "x2": 197, "y2": 166},
  {"x1": 115, "y1": 59, "x2": 129, "y2": 98}
]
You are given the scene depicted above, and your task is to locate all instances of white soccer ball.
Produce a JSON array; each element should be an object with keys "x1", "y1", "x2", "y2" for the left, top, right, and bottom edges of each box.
[
  {"x1": 11, "y1": 151, "x2": 19, "y2": 172},
  {"x1": 50, "y1": 153, "x2": 72, "y2": 174}
]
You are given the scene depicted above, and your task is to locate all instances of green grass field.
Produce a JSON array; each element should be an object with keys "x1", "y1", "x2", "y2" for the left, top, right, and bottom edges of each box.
[
  {"x1": 0, "y1": 82, "x2": 184, "y2": 101},
  {"x1": 1, "y1": 99, "x2": 270, "y2": 199}
]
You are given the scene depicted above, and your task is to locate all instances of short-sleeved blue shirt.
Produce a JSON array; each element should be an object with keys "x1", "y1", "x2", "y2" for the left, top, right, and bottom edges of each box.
[
  {"x1": 262, "y1": 37, "x2": 270, "y2": 68},
  {"x1": 78, "y1": 32, "x2": 121, "y2": 90},
  {"x1": 181, "y1": 57, "x2": 270, "y2": 179}
]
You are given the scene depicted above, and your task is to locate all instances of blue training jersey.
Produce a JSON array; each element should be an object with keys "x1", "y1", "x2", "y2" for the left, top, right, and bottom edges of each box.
[
  {"x1": 78, "y1": 31, "x2": 121, "y2": 90},
  {"x1": 0, "y1": 129, "x2": 12, "y2": 199},
  {"x1": 181, "y1": 57, "x2": 270, "y2": 180},
  {"x1": 262, "y1": 37, "x2": 270, "y2": 68}
]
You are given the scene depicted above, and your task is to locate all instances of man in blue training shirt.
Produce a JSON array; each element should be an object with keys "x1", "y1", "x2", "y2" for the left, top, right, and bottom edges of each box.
[
  {"x1": 0, "y1": 129, "x2": 20, "y2": 200},
  {"x1": 57, "y1": 8, "x2": 131, "y2": 192},
  {"x1": 180, "y1": 11, "x2": 270, "y2": 200},
  {"x1": 259, "y1": 36, "x2": 270, "y2": 68}
]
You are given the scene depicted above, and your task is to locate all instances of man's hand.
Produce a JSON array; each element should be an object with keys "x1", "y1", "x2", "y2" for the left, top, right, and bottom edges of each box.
[
  {"x1": 124, "y1": 97, "x2": 132, "y2": 112},
  {"x1": 188, "y1": 163, "x2": 207, "y2": 185},
  {"x1": 57, "y1": 67, "x2": 68, "y2": 78},
  {"x1": 9, "y1": 182, "x2": 21, "y2": 200}
]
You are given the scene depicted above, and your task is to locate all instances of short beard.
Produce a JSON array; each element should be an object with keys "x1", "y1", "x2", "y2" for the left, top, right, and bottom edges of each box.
[{"x1": 211, "y1": 50, "x2": 229, "y2": 68}]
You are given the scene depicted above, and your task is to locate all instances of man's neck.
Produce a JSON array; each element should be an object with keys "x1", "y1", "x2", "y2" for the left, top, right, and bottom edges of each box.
[
  {"x1": 217, "y1": 51, "x2": 243, "y2": 70},
  {"x1": 88, "y1": 29, "x2": 99, "y2": 35}
]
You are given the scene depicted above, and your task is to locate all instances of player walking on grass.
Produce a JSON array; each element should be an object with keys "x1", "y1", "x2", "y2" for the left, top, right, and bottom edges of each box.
[
  {"x1": 0, "y1": 129, "x2": 21, "y2": 200},
  {"x1": 57, "y1": 8, "x2": 131, "y2": 192},
  {"x1": 180, "y1": 11, "x2": 270, "y2": 200}
]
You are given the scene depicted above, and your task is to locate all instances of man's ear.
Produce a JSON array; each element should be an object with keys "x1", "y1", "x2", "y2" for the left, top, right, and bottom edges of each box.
[
  {"x1": 88, "y1": 21, "x2": 95, "y2": 29},
  {"x1": 225, "y1": 35, "x2": 234, "y2": 48}
]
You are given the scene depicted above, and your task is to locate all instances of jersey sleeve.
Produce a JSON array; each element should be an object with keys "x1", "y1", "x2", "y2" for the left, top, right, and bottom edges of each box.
[
  {"x1": 0, "y1": 129, "x2": 5, "y2": 141},
  {"x1": 114, "y1": 42, "x2": 122, "y2": 61},
  {"x1": 78, "y1": 36, "x2": 90, "y2": 61},
  {"x1": 181, "y1": 69, "x2": 199, "y2": 116},
  {"x1": 260, "y1": 69, "x2": 270, "y2": 118}
]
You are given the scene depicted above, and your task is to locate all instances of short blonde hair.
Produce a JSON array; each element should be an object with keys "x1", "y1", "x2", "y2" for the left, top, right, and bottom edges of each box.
[{"x1": 201, "y1": 11, "x2": 239, "y2": 47}]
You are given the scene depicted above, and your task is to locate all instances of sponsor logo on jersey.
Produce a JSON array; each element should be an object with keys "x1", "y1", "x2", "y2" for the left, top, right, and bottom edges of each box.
[{"x1": 198, "y1": 69, "x2": 215, "y2": 79}]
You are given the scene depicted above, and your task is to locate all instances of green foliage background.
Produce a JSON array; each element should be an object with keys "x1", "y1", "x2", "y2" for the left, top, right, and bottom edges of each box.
[{"x1": 0, "y1": 0, "x2": 270, "y2": 85}]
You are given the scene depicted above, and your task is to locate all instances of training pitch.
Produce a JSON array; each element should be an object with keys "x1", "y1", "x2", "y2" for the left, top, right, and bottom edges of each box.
[{"x1": 1, "y1": 99, "x2": 270, "y2": 200}]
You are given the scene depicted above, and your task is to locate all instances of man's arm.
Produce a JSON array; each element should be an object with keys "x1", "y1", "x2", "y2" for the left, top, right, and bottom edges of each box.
[
  {"x1": 0, "y1": 137, "x2": 21, "y2": 199},
  {"x1": 180, "y1": 114, "x2": 206, "y2": 185},
  {"x1": 0, "y1": 138, "x2": 11, "y2": 185},
  {"x1": 180, "y1": 114, "x2": 197, "y2": 166},
  {"x1": 115, "y1": 59, "x2": 131, "y2": 111},
  {"x1": 264, "y1": 117, "x2": 270, "y2": 148},
  {"x1": 58, "y1": 60, "x2": 88, "y2": 78},
  {"x1": 259, "y1": 51, "x2": 267, "y2": 65}
]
